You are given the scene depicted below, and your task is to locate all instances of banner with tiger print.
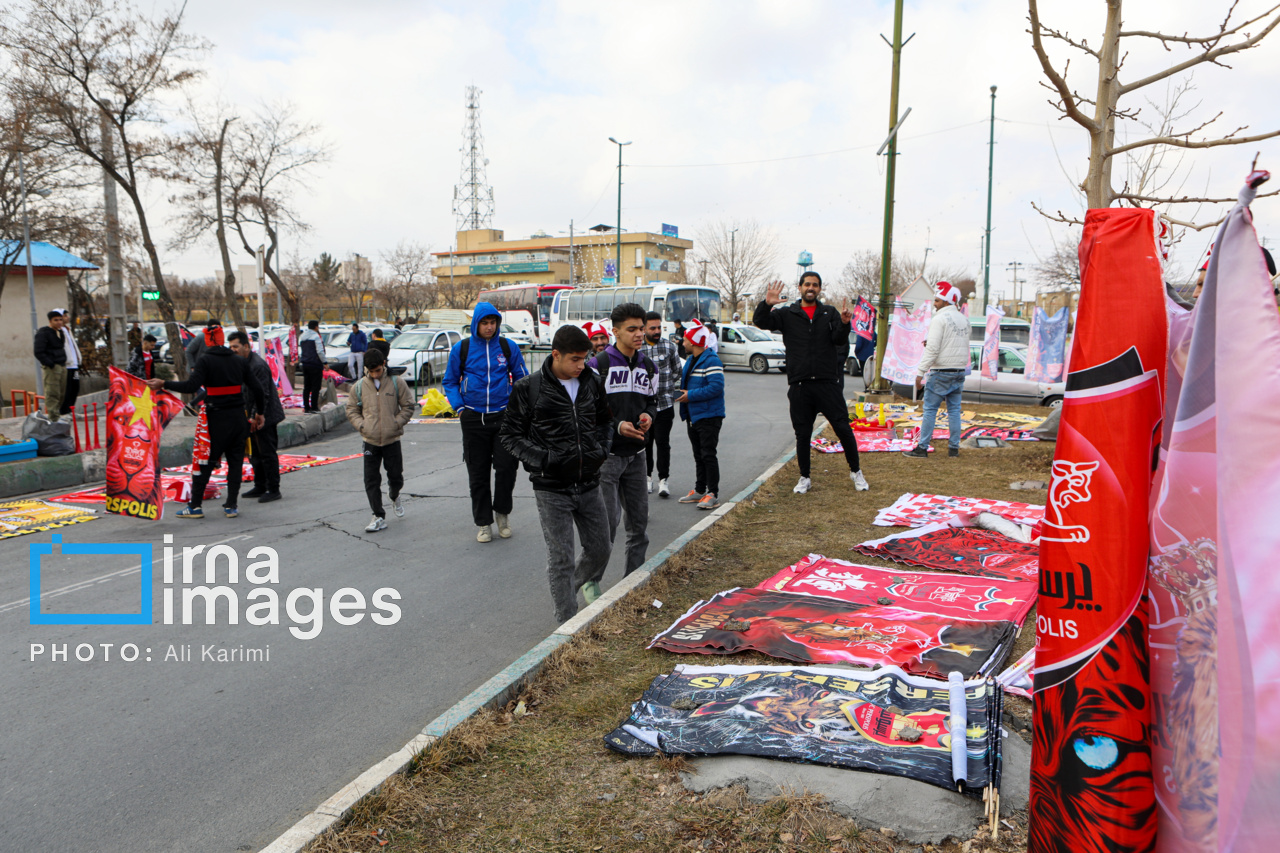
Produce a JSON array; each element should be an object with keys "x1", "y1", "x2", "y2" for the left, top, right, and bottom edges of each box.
[{"x1": 1029, "y1": 208, "x2": 1166, "y2": 853}]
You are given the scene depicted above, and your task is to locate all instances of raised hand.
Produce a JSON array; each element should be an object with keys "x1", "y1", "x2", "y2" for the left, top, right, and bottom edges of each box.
[
  {"x1": 764, "y1": 280, "x2": 785, "y2": 306},
  {"x1": 840, "y1": 297, "x2": 853, "y2": 326}
]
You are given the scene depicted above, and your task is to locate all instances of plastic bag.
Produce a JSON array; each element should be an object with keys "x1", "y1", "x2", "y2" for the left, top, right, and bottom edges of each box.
[
  {"x1": 419, "y1": 388, "x2": 455, "y2": 417},
  {"x1": 21, "y1": 413, "x2": 75, "y2": 457}
]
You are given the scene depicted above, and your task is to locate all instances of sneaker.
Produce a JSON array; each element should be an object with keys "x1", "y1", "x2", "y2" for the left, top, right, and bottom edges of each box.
[
  {"x1": 793, "y1": 477, "x2": 811, "y2": 494},
  {"x1": 901, "y1": 446, "x2": 930, "y2": 459},
  {"x1": 648, "y1": 477, "x2": 654, "y2": 494},
  {"x1": 697, "y1": 492, "x2": 720, "y2": 510},
  {"x1": 392, "y1": 495, "x2": 405, "y2": 517},
  {"x1": 176, "y1": 506, "x2": 204, "y2": 519},
  {"x1": 581, "y1": 581, "x2": 601, "y2": 603},
  {"x1": 476, "y1": 525, "x2": 493, "y2": 543},
  {"x1": 658, "y1": 478, "x2": 670, "y2": 498},
  {"x1": 258, "y1": 491, "x2": 281, "y2": 503},
  {"x1": 365, "y1": 515, "x2": 387, "y2": 533},
  {"x1": 678, "y1": 489, "x2": 704, "y2": 503},
  {"x1": 948, "y1": 447, "x2": 960, "y2": 458},
  {"x1": 242, "y1": 487, "x2": 264, "y2": 499},
  {"x1": 495, "y1": 512, "x2": 511, "y2": 539},
  {"x1": 223, "y1": 506, "x2": 239, "y2": 519},
  {"x1": 851, "y1": 470, "x2": 869, "y2": 491}
]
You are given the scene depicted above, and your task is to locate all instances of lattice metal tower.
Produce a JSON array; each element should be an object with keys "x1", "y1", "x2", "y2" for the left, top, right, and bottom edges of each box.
[{"x1": 452, "y1": 86, "x2": 495, "y2": 232}]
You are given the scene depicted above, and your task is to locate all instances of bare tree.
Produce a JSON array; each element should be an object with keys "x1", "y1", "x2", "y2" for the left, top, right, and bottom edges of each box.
[
  {"x1": 1028, "y1": 0, "x2": 1280, "y2": 227},
  {"x1": 378, "y1": 241, "x2": 436, "y2": 321},
  {"x1": 694, "y1": 219, "x2": 780, "y2": 317},
  {"x1": 437, "y1": 273, "x2": 484, "y2": 310}
]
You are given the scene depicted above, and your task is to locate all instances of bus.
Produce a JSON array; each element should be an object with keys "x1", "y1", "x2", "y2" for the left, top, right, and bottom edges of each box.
[
  {"x1": 475, "y1": 283, "x2": 572, "y2": 346},
  {"x1": 553, "y1": 283, "x2": 721, "y2": 343}
]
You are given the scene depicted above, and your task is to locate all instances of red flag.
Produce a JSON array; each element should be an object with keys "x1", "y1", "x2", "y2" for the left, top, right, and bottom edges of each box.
[{"x1": 104, "y1": 366, "x2": 184, "y2": 520}]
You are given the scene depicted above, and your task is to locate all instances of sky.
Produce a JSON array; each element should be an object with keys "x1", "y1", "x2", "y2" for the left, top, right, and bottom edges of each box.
[{"x1": 156, "y1": 0, "x2": 1280, "y2": 302}]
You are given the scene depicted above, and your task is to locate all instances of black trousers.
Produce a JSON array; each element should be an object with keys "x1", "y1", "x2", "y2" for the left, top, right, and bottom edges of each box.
[
  {"x1": 460, "y1": 409, "x2": 517, "y2": 526},
  {"x1": 190, "y1": 407, "x2": 249, "y2": 509},
  {"x1": 363, "y1": 441, "x2": 404, "y2": 518},
  {"x1": 645, "y1": 405, "x2": 675, "y2": 479},
  {"x1": 687, "y1": 416, "x2": 723, "y2": 495},
  {"x1": 60, "y1": 368, "x2": 80, "y2": 416},
  {"x1": 249, "y1": 422, "x2": 280, "y2": 493},
  {"x1": 302, "y1": 364, "x2": 322, "y2": 411},
  {"x1": 788, "y1": 380, "x2": 861, "y2": 478}
]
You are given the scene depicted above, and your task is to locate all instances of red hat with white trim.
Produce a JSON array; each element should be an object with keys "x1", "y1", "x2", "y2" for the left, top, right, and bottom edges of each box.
[
  {"x1": 934, "y1": 280, "x2": 961, "y2": 305},
  {"x1": 582, "y1": 321, "x2": 609, "y2": 340},
  {"x1": 684, "y1": 324, "x2": 713, "y2": 349}
]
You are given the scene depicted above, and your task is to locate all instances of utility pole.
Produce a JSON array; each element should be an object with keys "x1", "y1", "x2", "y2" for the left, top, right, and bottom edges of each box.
[
  {"x1": 608, "y1": 137, "x2": 631, "y2": 286},
  {"x1": 568, "y1": 219, "x2": 575, "y2": 284},
  {"x1": 871, "y1": 0, "x2": 912, "y2": 391},
  {"x1": 102, "y1": 110, "x2": 127, "y2": 368},
  {"x1": 18, "y1": 149, "x2": 43, "y2": 397},
  {"x1": 983, "y1": 85, "x2": 997, "y2": 313},
  {"x1": 1007, "y1": 260, "x2": 1024, "y2": 316},
  {"x1": 729, "y1": 227, "x2": 738, "y2": 314},
  {"x1": 700, "y1": 259, "x2": 710, "y2": 287},
  {"x1": 256, "y1": 245, "x2": 266, "y2": 335}
]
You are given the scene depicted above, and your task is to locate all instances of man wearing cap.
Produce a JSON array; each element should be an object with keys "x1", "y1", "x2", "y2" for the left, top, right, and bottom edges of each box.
[
  {"x1": 674, "y1": 324, "x2": 726, "y2": 510},
  {"x1": 903, "y1": 280, "x2": 970, "y2": 459},
  {"x1": 583, "y1": 321, "x2": 610, "y2": 354}
]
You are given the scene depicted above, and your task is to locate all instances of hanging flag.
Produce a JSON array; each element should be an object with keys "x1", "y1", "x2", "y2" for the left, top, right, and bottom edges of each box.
[
  {"x1": 1026, "y1": 306, "x2": 1069, "y2": 383},
  {"x1": 1148, "y1": 174, "x2": 1280, "y2": 852},
  {"x1": 853, "y1": 296, "x2": 877, "y2": 341},
  {"x1": 879, "y1": 302, "x2": 932, "y2": 385},
  {"x1": 287, "y1": 325, "x2": 299, "y2": 363},
  {"x1": 264, "y1": 336, "x2": 294, "y2": 396},
  {"x1": 1029, "y1": 208, "x2": 1166, "y2": 853},
  {"x1": 981, "y1": 306, "x2": 1004, "y2": 380},
  {"x1": 104, "y1": 366, "x2": 185, "y2": 520}
]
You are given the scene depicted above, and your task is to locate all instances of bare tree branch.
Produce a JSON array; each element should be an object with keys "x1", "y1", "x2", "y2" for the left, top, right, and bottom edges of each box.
[
  {"x1": 1028, "y1": 2, "x2": 1101, "y2": 133},
  {"x1": 1118, "y1": 2, "x2": 1278, "y2": 47},
  {"x1": 1030, "y1": 201, "x2": 1085, "y2": 226},
  {"x1": 1109, "y1": 125, "x2": 1280, "y2": 156},
  {"x1": 1114, "y1": 186, "x2": 1280, "y2": 205},
  {"x1": 1118, "y1": 8, "x2": 1280, "y2": 95}
]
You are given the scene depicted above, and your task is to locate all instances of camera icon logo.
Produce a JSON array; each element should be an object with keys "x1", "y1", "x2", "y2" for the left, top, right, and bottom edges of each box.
[{"x1": 29, "y1": 534, "x2": 153, "y2": 625}]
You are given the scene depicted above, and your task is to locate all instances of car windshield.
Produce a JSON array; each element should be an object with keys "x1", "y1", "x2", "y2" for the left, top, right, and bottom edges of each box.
[
  {"x1": 665, "y1": 288, "x2": 720, "y2": 323},
  {"x1": 737, "y1": 326, "x2": 773, "y2": 342},
  {"x1": 391, "y1": 332, "x2": 434, "y2": 350},
  {"x1": 501, "y1": 324, "x2": 522, "y2": 335}
]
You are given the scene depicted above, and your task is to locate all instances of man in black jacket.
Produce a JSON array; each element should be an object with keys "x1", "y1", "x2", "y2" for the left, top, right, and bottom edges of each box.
[
  {"x1": 227, "y1": 331, "x2": 285, "y2": 503},
  {"x1": 33, "y1": 311, "x2": 68, "y2": 420},
  {"x1": 500, "y1": 325, "x2": 613, "y2": 623},
  {"x1": 147, "y1": 325, "x2": 265, "y2": 519},
  {"x1": 754, "y1": 273, "x2": 869, "y2": 495}
]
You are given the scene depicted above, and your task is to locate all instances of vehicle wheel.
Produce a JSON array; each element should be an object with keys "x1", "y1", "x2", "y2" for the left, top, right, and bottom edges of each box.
[
  {"x1": 422, "y1": 366, "x2": 435, "y2": 385},
  {"x1": 1042, "y1": 395, "x2": 1063, "y2": 408},
  {"x1": 750, "y1": 354, "x2": 768, "y2": 374}
]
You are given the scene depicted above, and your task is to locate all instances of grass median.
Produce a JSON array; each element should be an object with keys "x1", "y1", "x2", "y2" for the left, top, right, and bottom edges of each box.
[{"x1": 309, "y1": 403, "x2": 1053, "y2": 853}]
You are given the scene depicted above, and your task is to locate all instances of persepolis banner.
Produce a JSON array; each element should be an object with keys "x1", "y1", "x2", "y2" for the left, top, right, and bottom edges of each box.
[
  {"x1": 850, "y1": 524, "x2": 1041, "y2": 581},
  {"x1": 104, "y1": 366, "x2": 185, "y2": 520}
]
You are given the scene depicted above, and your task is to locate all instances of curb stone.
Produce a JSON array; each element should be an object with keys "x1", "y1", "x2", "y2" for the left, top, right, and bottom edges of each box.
[{"x1": 257, "y1": 426, "x2": 819, "y2": 853}]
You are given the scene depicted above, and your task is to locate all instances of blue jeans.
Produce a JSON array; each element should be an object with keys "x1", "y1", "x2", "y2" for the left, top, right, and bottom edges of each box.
[{"x1": 918, "y1": 370, "x2": 965, "y2": 450}]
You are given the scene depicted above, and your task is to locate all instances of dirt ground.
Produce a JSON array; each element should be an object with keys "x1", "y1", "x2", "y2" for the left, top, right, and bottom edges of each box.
[{"x1": 307, "y1": 402, "x2": 1054, "y2": 853}]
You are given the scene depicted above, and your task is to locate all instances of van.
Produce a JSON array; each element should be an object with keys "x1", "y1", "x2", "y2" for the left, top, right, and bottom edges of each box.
[{"x1": 969, "y1": 316, "x2": 1031, "y2": 346}]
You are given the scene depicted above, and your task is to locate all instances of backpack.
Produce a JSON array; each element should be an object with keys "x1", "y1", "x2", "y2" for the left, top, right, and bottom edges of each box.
[
  {"x1": 353, "y1": 374, "x2": 402, "y2": 406},
  {"x1": 459, "y1": 334, "x2": 514, "y2": 382}
]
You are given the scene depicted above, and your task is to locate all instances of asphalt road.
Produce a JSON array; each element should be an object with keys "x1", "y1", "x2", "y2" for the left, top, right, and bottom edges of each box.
[{"x1": 0, "y1": 368, "x2": 842, "y2": 853}]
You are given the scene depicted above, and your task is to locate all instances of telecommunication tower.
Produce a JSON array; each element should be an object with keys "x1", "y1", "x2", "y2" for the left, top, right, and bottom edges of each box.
[{"x1": 452, "y1": 86, "x2": 495, "y2": 232}]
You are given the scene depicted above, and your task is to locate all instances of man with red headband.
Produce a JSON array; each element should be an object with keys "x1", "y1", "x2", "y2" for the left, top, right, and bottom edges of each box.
[
  {"x1": 148, "y1": 323, "x2": 265, "y2": 518},
  {"x1": 583, "y1": 321, "x2": 610, "y2": 354},
  {"x1": 903, "y1": 280, "x2": 969, "y2": 459}
]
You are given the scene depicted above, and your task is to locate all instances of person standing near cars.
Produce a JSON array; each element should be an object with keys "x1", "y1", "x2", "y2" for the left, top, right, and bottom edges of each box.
[
  {"x1": 443, "y1": 303, "x2": 529, "y2": 543},
  {"x1": 32, "y1": 310, "x2": 67, "y2": 421},
  {"x1": 345, "y1": 348, "x2": 415, "y2": 532},
  {"x1": 227, "y1": 331, "x2": 285, "y2": 503},
  {"x1": 298, "y1": 320, "x2": 326, "y2": 413},
  {"x1": 641, "y1": 310, "x2": 680, "y2": 498},
  {"x1": 57, "y1": 308, "x2": 82, "y2": 416},
  {"x1": 346, "y1": 322, "x2": 368, "y2": 379},
  {"x1": 754, "y1": 273, "x2": 868, "y2": 494},
  {"x1": 675, "y1": 324, "x2": 726, "y2": 510},
  {"x1": 368, "y1": 328, "x2": 391, "y2": 360},
  {"x1": 903, "y1": 281, "x2": 969, "y2": 459},
  {"x1": 127, "y1": 334, "x2": 159, "y2": 379}
]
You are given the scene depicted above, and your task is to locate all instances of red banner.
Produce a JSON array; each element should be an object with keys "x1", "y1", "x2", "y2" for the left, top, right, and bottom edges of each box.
[
  {"x1": 851, "y1": 524, "x2": 1040, "y2": 582},
  {"x1": 1029, "y1": 208, "x2": 1165, "y2": 853},
  {"x1": 755, "y1": 554, "x2": 1036, "y2": 625},
  {"x1": 105, "y1": 366, "x2": 185, "y2": 520}
]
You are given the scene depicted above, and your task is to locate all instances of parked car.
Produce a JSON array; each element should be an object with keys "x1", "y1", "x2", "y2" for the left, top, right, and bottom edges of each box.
[
  {"x1": 144, "y1": 322, "x2": 193, "y2": 363},
  {"x1": 384, "y1": 328, "x2": 463, "y2": 384},
  {"x1": 969, "y1": 316, "x2": 1032, "y2": 346},
  {"x1": 889, "y1": 343, "x2": 1064, "y2": 407},
  {"x1": 325, "y1": 327, "x2": 401, "y2": 376},
  {"x1": 716, "y1": 323, "x2": 786, "y2": 373}
]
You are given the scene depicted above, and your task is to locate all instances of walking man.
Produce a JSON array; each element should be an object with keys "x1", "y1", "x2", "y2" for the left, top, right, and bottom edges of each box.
[
  {"x1": 346, "y1": 322, "x2": 368, "y2": 379},
  {"x1": 443, "y1": 303, "x2": 529, "y2": 542},
  {"x1": 594, "y1": 302, "x2": 656, "y2": 576},
  {"x1": 500, "y1": 325, "x2": 613, "y2": 622},
  {"x1": 642, "y1": 310, "x2": 679, "y2": 498},
  {"x1": 675, "y1": 324, "x2": 726, "y2": 510},
  {"x1": 903, "y1": 280, "x2": 970, "y2": 459},
  {"x1": 299, "y1": 320, "x2": 325, "y2": 413},
  {"x1": 754, "y1": 273, "x2": 869, "y2": 494},
  {"x1": 33, "y1": 310, "x2": 67, "y2": 420},
  {"x1": 227, "y1": 331, "x2": 285, "y2": 502},
  {"x1": 147, "y1": 324, "x2": 265, "y2": 519},
  {"x1": 345, "y1": 348, "x2": 415, "y2": 532}
]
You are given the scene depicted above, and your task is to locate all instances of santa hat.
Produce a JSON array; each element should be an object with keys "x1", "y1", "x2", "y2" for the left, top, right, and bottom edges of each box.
[
  {"x1": 934, "y1": 280, "x2": 961, "y2": 305},
  {"x1": 684, "y1": 324, "x2": 713, "y2": 349},
  {"x1": 582, "y1": 321, "x2": 609, "y2": 340}
]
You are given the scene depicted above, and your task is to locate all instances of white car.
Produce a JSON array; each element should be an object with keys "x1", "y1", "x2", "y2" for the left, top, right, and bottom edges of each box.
[
  {"x1": 384, "y1": 328, "x2": 463, "y2": 384},
  {"x1": 717, "y1": 323, "x2": 787, "y2": 374},
  {"x1": 888, "y1": 343, "x2": 1065, "y2": 407}
]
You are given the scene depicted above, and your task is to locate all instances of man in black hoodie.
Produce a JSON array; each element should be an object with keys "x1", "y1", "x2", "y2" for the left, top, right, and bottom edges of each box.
[
  {"x1": 501, "y1": 325, "x2": 613, "y2": 622},
  {"x1": 227, "y1": 331, "x2": 285, "y2": 503},
  {"x1": 147, "y1": 325, "x2": 264, "y2": 519}
]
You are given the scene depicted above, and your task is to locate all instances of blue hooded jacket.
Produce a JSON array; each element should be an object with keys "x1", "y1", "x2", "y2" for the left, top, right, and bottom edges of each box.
[
  {"x1": 443, "y1": 303, "x2": 529, "y2": 414},
  {"x1": 679, "y1": 347, "x2": 726, "y2": 423}
]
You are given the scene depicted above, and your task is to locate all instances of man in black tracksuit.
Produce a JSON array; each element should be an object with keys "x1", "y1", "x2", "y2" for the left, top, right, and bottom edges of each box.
[
  {"x1": 754, "y1": 272, "x2": 868, "y2": 495},
  {"x1": 227, "y1": 331, "x2": 285, "y2": 503},
  {"x1": 148, "y1": 329, "x2": 265, "y2": 518}
]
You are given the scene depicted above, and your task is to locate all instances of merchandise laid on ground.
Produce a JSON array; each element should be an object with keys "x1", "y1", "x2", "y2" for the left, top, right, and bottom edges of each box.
[
  {"x1": 807, "y1": 405, "x2": 1051, "y2": 453},
  {"x1": 0, "y1": 498, "x2": 98, "y2": 539}
]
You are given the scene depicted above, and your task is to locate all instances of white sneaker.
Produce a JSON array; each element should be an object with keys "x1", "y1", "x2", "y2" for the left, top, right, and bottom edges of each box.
[
  {"x1": 392, "y1": 496, "x2": 405, "y2": 518},
  {"x1": 648, "y1": 476, "x2": 654, "y2": 494},
  {"x1": 365, "y1": 515, "x2": 387, "y2": 532},
  {"x1": 793, "y1": 477, "x2": 811, "y2": 494},
  {"x1": 658, "y1": 478, "x2": 670, "y2": 498},
  {"x1": 476, "y1": 525, "x2": 492, "y2": 543},
  {"x1": 496, "y1": 513, "x2": 511, "y2": 539},
  {"x1": 851, "y1": 470, "x2": 869, "y2": 491}
]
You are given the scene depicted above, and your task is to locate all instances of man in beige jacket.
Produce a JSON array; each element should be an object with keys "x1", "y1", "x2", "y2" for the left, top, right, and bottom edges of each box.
[
  {"x1": 345, "y1": 348, "x2": 415, "y2": 532},
  {"x1": 903, "y1": 280, "x2": 970, "y2": 459}
]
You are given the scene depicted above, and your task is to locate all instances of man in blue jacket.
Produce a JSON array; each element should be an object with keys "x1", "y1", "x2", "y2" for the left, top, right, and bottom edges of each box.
[
  {"x1": 444, "y1": 303, "x2": 530, "y2": 542},
  {"x1": 675, "y1": 324, "x2": 727, "y2": 510},
  {"x1": 346, "y1": 323, "x2": 368, "y2": 380}
]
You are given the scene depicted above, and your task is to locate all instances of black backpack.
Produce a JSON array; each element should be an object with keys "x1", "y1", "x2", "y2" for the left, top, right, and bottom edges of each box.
[{"x1": 458, "y1": 334, "x2": 514, "y2": 377}]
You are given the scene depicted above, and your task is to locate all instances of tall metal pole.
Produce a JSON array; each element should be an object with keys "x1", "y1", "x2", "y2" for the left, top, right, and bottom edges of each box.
[
  {"x1": 871, "y1": 0, "x2": 906, "y2": 392},
  {"x1": 983, "y1": 85, "x2": 997, "y2": 313},
  {"x1": 568, "y1": 219, "x2": 575, "y2": 284},
  {"x1": 18, "y1": 150, "x2": 44, "y2": 397},
  {"x1": 256, "y1": 245, "x2": 266, "y2": 336},
  {"x1": 102, "y1": 110, "x2": 127, "y2": 368},
  {"x1": 729, "y1": 227, "x2": 738, "y2": 316},
  {"x1": 609, "y1": 137, "x2": 631, "y2": 286}
]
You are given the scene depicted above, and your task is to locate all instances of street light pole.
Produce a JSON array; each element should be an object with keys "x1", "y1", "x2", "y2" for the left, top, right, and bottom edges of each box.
[
  {"x1": 18, "y1": 149, "x2": 43, "y2": 397},
  {"x1": 871, "y1": 0, "x2": 909, "y2": 392},
  {"x1": 729, "y1": 227, "x2": 738, "y2": 316},
  {"x1": 608, "y1": 137, "x2": 631, "y2": 286},
  {"x1": 983, "y1": 85, "x2": 997, "y2": 313}
]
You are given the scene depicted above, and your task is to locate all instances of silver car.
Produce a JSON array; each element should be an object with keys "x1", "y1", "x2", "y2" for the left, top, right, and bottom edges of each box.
[
  {"x1": 384, "y1": 328, "x2": 462, "y2": 385},
  {"x1": 889, "y1": 343, "x2": 1064, "y2": 407},
  {"x1": 717, "y1": 323, "x2": 787, "y2": 373}
]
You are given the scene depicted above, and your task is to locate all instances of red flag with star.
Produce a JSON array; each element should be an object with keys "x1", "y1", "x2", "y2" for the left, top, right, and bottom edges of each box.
[{"x1": 105, "y1": 366, "x2": 185, "y2": 520}]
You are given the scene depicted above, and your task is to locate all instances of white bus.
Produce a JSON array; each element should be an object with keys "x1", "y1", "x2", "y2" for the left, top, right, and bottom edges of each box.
[
  {"x1": 553, "y1": 284, "x2": 721, "y2": 343},
  {"x1": 475, "y1": 283, "x2": 572, "y2": 346}
]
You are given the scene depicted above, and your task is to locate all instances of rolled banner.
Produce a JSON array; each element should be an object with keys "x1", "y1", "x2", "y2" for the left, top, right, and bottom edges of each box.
[{"x1": 104, "y1": 366, "x2": 185, "y2": 520}]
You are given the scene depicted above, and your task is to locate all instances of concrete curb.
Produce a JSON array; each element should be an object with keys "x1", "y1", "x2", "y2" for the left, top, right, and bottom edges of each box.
[{"x1": 258, "y1": 432, "x2": 812, "y2": 853}]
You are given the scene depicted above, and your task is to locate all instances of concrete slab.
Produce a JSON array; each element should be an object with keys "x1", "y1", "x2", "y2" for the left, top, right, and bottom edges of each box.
[{"x1": 679, "y1": 729, "x2": 1031, "y2": 845}]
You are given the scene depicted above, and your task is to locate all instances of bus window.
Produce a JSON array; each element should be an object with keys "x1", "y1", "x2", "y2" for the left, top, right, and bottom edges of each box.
[
  {"x1": 633, "y1": 287, "x2": 653, "y2": 311},
  {"x1": 651, "y1": 296, "x2": 664, "y2": 320},
  {"x1": 538, "y1": 291, "x2": 556, "y2": 323}
]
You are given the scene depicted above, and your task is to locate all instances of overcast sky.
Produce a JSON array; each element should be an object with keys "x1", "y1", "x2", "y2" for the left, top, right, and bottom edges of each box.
[{"x1": 162, "y1": 0, "x2": 1280, "y2": 300}]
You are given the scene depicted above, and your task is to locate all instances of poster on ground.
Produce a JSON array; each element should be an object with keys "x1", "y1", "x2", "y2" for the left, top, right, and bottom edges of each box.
[
  {"x1": 0, "y1": 499, "x2": 97, "y2": 539},
  {"x1": 104, "y1": 366, "x2": 185, "y2": 520},
  {"x1": 606, "y1": 663, "x2": 1002, "y2": 796},
  {"x1": 1025, "y1": 306, "x2": 1069, "y2": 383},
  {"x1": 851, "y1": 524, "x2": 1040, "y2": 581},
  {"x1": 873, "y1": 492, "x2": 1044, "y2": 529}
]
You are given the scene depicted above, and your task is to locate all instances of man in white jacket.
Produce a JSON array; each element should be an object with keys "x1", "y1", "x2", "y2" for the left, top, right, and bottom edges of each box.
[{"x1": 903, "y1": 280, "x2": 969, "y2": 459}]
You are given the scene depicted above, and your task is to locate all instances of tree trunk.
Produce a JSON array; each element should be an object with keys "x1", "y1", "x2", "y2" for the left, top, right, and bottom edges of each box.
[
  {"x1": 130, "y1": 188, "x2": 189, "y2": 379},
  {"x1": 214, "y1": 121, "x2": 247, "y2": 334},
  {"x1": 1084, "y1": 0, "x2": 1124, "y2": 208}
]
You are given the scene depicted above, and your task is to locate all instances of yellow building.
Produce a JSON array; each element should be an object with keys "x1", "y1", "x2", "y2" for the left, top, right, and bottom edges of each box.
[{"x1": 431, "y1": 226, "x2": 693, "y2": 289}]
